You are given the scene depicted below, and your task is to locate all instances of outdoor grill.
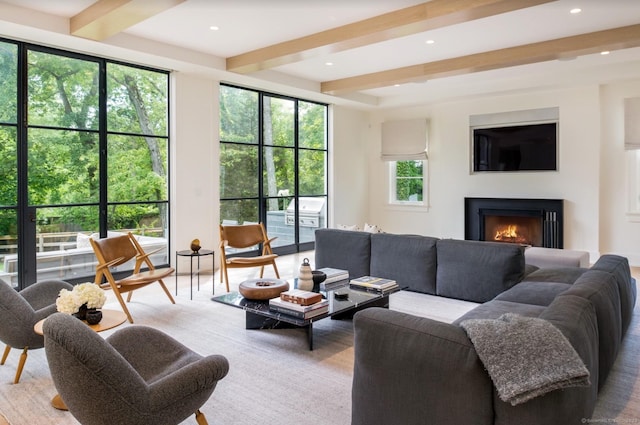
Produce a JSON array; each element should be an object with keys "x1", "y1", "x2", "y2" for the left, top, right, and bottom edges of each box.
[{"x1": 285, "y1": 197, "x2": 325, "y2": 227}]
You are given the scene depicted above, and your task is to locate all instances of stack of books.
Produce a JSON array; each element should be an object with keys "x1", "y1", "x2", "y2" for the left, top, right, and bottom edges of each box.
[
  {"x1": 316, "y1": 267, "x2": 349, "y2": 291},
  {"x1": 269, "y1": 289, "x2": 329, "y2": 319},
  {"x1": 349, "y1": 276, "x2": 399, "y2": 294}
]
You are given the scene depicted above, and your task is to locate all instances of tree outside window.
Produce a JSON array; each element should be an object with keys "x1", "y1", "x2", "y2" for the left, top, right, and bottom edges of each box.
[{"x1": 390, "y1": 160, "x2": 424, "y2": 204}]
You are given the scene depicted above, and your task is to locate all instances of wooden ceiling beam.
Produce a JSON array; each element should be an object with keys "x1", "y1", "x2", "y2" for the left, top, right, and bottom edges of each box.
[
  {"x1": 70, "y1": 0, "x2": 186, "y2": 41},
  {"x1": 321, "y1": 24, "x2": 640, "y2": 95},
  {"x1": 226, "y1": 0, "x2": 557, "y2": 74}
]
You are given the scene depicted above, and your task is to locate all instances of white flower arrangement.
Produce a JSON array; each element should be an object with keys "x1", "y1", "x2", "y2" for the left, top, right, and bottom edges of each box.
[{"x1": 56, "y1": 283, "x2": 107, "y2": 314}]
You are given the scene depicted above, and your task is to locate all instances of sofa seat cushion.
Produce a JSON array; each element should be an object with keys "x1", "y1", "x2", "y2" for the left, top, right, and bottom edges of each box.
[
  {"x1": 436, "y1": 239, "x2": 525, "y2": 303},
  {"x1": 314, "y1": 229, "x2": 371, "y2": 280},
  {"x1": 522, "y1": 267, "x2": 588, "y2": 284},
  {"x1": 494, "y1": 281, "x2": 572, "y2": 307},
  {"x1": 558, "y1": 270, "x2": 622, "y2": 388},
  {"x1": 453, "y1": 300, "x2": 545, "y2": 325},
  {"x1": 370, "y1": 233, "x2": 438, "y2": 294}
]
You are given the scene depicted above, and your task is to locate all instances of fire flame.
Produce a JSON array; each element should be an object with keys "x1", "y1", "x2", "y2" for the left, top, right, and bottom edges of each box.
[{"x1": 495, "y1": 225, "x2": 518, "y2": 240}]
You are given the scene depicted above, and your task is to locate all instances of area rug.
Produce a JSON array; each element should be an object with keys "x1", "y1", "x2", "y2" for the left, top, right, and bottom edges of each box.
[{"x1": 0, "y1": 283, "x2": 638, "y2": 424}]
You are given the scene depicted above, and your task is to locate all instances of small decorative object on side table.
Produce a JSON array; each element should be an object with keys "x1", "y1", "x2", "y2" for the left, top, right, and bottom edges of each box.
[{"x1": 190, "y1": 238, "x2": 201, "y2": 253}]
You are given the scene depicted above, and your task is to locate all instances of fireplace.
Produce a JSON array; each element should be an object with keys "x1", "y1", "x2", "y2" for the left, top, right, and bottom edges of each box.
[{"x1": 464, "y1": 197, "x2": 563, "y2": 248}]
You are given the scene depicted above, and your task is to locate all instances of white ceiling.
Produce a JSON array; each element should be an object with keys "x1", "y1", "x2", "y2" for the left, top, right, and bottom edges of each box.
[{"x1": 1, "y1": 0, "x2": 639, "y2": 109}]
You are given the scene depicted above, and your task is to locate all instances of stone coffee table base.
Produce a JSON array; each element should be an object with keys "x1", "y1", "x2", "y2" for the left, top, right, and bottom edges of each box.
[{"x1": 212, "y1": 287, "x2": 394, "y2": 350}]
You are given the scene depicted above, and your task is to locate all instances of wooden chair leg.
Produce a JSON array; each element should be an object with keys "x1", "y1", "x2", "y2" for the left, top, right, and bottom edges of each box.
[
  {"x1": 272, "y1": 261, "x2": 280, "y2": 278},
  {"x1": 113, "y1": 289, "x2": 135, "y2": 324},
  {"x1": 195, "y1": 410, "x2": 208, "y2": 425},
  {"x1": 1, "y1": 345, "x2": 10, "y2": 365},
  {"x1": 157, "y1": 278, "x2": 176, "y2": 304},
  {"x1": 14, "y1": 347, "x2": 28, "y2": 384},
  {"x1": 223, "y1": 265, "x2": 230, "y2": 293}
]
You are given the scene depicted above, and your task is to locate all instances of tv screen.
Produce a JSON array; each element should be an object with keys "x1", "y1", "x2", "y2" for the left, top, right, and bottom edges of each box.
[{"x1": 472, "y1": 122, "x2": 557, "y2": 172}]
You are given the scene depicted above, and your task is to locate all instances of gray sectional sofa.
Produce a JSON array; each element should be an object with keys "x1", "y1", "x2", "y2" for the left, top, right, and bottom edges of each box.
[{"x1": 313, "y1": 228, "x2": 637, "y2": 425}]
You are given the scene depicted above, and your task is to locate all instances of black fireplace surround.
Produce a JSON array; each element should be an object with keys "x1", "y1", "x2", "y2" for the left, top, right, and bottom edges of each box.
[{"x1": 464, "y1": 197, "x2": 563, "y2": 249}]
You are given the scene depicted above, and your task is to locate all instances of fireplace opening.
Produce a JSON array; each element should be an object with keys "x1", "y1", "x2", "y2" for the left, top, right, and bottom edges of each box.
[
  {"x1": 484, "y1": 215, "x2": 542, "y2": 246},
  {"x1": 465, "y1": 198, "x2": 563, "y2": 249}
]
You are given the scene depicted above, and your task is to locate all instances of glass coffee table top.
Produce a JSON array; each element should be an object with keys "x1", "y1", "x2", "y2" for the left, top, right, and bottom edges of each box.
[{"x1": 212, "y1": 284, "x2": 398, "y2": 350}]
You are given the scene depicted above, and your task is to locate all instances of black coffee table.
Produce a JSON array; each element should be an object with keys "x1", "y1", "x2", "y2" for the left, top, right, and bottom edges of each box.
[{"x1": 212, "y1": 285, "x2": 397, "y2": 350}]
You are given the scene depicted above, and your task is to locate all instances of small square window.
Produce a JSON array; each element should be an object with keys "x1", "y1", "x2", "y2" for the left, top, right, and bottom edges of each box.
[{"x1": 389, "y1": 160, "x2": 425, "y2": 205}]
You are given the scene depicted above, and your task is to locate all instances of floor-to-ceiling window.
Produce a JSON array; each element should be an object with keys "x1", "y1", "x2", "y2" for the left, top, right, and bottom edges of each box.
[
  {"x1": 0, "y1": 40, "x2": 170, "y2": 289},
  {"x1": 219, "y1": 84, "x2": 328, "y2": 255}
]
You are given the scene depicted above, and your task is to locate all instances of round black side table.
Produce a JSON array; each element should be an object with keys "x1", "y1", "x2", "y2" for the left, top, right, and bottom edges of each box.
[{"x1": 175, "y1": 249, "x2": 214, "y2": 299}]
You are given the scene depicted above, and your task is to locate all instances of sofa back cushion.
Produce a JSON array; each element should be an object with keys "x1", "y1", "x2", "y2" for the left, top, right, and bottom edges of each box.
[
  {"x1": 370, "y1": 233, "x2": 438, "y2": 294},
  {"x1": 436, "y1": 239, "x2": 525, "y2": 303},
  {"x1": 314, "y1": 229, "x2": 371, "y2": 279},
  {"x1": 558, "y1": 270, "x2": 622, "y2": 388}
]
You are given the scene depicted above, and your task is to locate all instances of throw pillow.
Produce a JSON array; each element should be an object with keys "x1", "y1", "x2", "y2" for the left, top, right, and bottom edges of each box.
[
  {"x1": 363, "y1": 223, "x2": 382, "y2": 233},
  {"x1": 337, "y1": 224, "x2": 360, "y2": 231}
]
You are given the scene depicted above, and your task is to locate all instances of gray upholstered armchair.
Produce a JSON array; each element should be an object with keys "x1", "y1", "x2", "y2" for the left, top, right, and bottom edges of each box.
[
  {"x1": 0, "y1": 279, "x2": 73, "y2": 383},
  {"x1": 43, "y1": 312, "x2": 229, "y2": 425}
]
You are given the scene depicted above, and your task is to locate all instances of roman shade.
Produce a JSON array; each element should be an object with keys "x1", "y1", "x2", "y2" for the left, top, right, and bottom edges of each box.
[
  {"x1": 381, "y1": 118, "x2": 428, "y2": 161},
  {"x1": 624, "y1": 97, "x2": 640, "y2": 150}
]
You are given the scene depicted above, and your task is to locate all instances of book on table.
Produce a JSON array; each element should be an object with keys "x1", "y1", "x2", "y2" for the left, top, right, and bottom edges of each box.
[
  {"x1": 317, "y1": 267, "x2": 350, "y2": 291},
  {"x1": 269, "y1": 297, "x2": 329, "y2": 319},
  {"x1": 316, "y1": 267, "x2": 349, "y2": 283},
  {"x1": 280, "y1": 289, "x2": 323, "y2": 306},
  {"x1": 349, "y1": 276, "x2": 399, "y2": 293}
]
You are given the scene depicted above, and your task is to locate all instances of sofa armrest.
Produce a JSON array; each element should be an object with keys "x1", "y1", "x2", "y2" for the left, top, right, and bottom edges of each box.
[{"x1": 352, "y1": 308, "x2": 493, "y2": 425}]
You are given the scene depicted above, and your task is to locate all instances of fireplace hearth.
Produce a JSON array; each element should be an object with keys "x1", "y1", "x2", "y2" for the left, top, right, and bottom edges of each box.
[{"x1": 464, "y1": 197, "x2": 563, "y2": 248}]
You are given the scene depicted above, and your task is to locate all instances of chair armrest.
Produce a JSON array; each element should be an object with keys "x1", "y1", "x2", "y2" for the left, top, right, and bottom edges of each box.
[
  {"x1": 20, "y1": 279, "x2": 73, "y2": 311},
  {"x1": 136, "y1": 246, "x2": 163, "y2": 260},
  {"x1": 95, "y1": 256, "x2": 126, "y2": 271},
  {"x1": 147, "y1": 355, "x2": 229, "y2": 411}
]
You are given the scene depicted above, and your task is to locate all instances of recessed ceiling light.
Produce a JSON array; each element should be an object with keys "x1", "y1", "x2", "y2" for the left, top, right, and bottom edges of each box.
[
  {"x1": 570, "y1": 8, "x2": 581, "y2": 14},
  {"x1": 425, "y1": 39, "x2": 435, "y2": 45},
  {"x1": 601, "y1": 51, "x2": 610, "y2": 55},
  {"x1": 209, "y1": 26, "x2": 219, "y2": 31},
  {"x1": 325, "y1": 62, "x2": 333, "y2": 66}
]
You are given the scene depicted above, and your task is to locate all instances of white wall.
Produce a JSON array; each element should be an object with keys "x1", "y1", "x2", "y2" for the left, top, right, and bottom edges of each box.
[
  {"x1": 337, "y1": 86, "x2": 606, "y2": 260},
  {"x1": 600, "y1": 78, "x2": 640, "y2": 265},
  {"x1": 171, "y1": 73, "x2": 219, "y2": 271},
  {"x1": 330, "y1": 105, "x2": 371, "y2": 228}
]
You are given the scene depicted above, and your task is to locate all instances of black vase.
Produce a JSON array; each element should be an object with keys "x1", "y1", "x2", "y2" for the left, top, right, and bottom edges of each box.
[
  {"x1": 86, "y1": 309, "x2": 103, "y2": 325},
  {"x1": 73, "y1": 303, "x2": 88, "y2": 320}
]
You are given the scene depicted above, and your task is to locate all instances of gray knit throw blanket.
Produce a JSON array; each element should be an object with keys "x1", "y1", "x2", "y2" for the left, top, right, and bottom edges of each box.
[{"x1": 460, "y1": 313, "x2": 591, "y2": 406}]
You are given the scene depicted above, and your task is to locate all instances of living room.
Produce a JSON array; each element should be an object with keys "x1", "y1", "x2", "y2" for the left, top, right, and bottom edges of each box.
[
  {"x1": 1, "y1": 0, "x2": 639, "y2": 267},
  {"x1": 0, "y1": 1, "x2": 640, "y2": 424}
]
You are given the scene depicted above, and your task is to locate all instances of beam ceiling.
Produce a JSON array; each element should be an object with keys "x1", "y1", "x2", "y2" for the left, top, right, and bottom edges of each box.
[
  {"x1": 226, "y1": 0, "x2": 557, "y2": 74},
  {"x1": 321, "y1": 24, "x2": 640, "y2": 95},
  {"x1": 70, "y1": 0, "x2": 186, "y2": 41}
]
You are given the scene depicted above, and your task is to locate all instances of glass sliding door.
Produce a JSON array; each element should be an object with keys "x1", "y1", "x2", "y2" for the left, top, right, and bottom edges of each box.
[
  {"x1": 219, "y1": 84, "x2": 328, "y2": 256},
  {"x1": 0, "y1": 38, "x2": 170, "y2": 289}
]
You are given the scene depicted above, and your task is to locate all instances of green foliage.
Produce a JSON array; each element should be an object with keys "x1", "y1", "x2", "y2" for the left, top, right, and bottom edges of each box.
[
  {"x1": 395, "y1": 160, "x2": 424, "y2": 202},
  {"x1": 0, "y1": 46, "x2": 169, "y2": 238},
  {"x1": 220, "y1": 86, "x2": 327, "y2": 223}
]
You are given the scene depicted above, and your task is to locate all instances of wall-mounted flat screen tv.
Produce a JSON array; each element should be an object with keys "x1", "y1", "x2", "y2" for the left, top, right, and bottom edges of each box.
[{"x1": 472, "y1": 122, "x2": 557, "y2": 172}]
